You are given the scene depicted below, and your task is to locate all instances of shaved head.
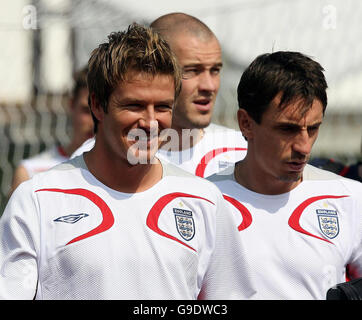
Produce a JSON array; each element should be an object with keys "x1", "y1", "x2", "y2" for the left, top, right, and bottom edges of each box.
[
  {"x1": 150, "y1": 12, "x2": 215, "y2": 43},
  {"x1": 150, "y1": 12, "x2": 222, "y2": 132}
]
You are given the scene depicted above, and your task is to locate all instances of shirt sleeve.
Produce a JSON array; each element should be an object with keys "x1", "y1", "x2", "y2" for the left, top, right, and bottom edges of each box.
[
  {"x1": 198, "y1": 186, "x2": 258, "y2": 299},
  {"x1": 0, "y1": 181, "x2": 40, "y2": 299}
]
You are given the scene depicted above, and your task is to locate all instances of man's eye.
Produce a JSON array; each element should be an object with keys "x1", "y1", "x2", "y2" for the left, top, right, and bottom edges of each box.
[
  {"x1": 156, "y1": 105, "x2": 172, "y2": 111},
  {"x1": 125, "y1": 104, "x2": 142, "y2": 108},
  {"x1": 210, "y1": 67, "x2": 221, "y2": 75},
  {"x1": 308, "y1": 126, "x2": 319, "y2": 133},
  {"x1": 182, "y1": 68, "x2": 199, "y2": 79},
  {"x1": 279, "y1": 126, "x2": 298, "y2": 133}
]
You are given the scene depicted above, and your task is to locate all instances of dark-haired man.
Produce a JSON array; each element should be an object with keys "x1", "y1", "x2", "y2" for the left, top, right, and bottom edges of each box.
[{"x1": 209, "y1": 51, "x2": 362, "y2": 299}]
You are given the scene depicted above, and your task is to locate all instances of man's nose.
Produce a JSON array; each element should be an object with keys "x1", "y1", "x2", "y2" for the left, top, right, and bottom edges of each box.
[
  {"x1": 198, "y1": 71, "x2": 218, "y2": 92},
  {"x1": 292, "y1": 130, "x2": 313, "y2": 156},
  {"x1": 138, "y1": 106, "x2": 156, "y2": 129}
]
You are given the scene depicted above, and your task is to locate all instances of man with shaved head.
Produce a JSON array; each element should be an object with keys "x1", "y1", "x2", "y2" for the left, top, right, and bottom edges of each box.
[
  {"x1": 151, "y1": 13, "x2": 218, "y2": 131},
  {"x1": 151, "y1": 12, "x2": 214, "y2": 40},
  {"x1": 152, "y1": 13, "x2": 248, "y2": 178}
]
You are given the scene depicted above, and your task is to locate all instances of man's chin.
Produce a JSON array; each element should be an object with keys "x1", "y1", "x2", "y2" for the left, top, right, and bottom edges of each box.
[
  {"x1": 278, "y1": 172, "x2": 303, "y2": 183},
  {"x1": 126, "y1": 146, "x2": 159, "y2": 165},
  {"x1": 188, "y1": 115, "x2": 212, "y2": 129}
]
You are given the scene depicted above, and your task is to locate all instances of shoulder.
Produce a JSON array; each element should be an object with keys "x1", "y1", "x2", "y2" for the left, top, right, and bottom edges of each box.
[
  {"x1": 160, "y1": 159, "x2": 223, "y2": 195},
  {"x1": 8, "y1": 156, "x2": 89, "y2": 206},
  {"x1": 161, "y1": 158, "x2": 210, "y2": 184},
  {"x1": 20, "y1": 146, "x2": 68, "y2": 175},
  {"x1": 304, "y1": 163, "x2": 359, "y2": 184},
  {"x1": 6, "y1": 175, "x2": 38, "y2": 216},
  {"x1": 303, "y1": 164, "x2": 346, "y2": 181},
  {"x1": 304, "y1": 164, "x2": 362, "y2": 195},
  {"x1": 49, "y1": 155, "x2": 86, "y2": 172},
  {"x1": 205, "y1": 123, "x2": 241, "y2": 135},
  {"x1": 161, "y1": 159, "x2": 195, "y2": 177},
  {"x1": 204, "y1": 123, "x2": 247, "y2": 146},
  {"x1": 206, "y1": 123, "x2": 234, "y2": 131},
  {"x1": 10, "y1": 164, "x2": 30, "y2": 193},
  {"x1": 11, "y1": 146, "x2": 67, "y2": 193},
  {"x1": 26, "y1": 155, "x2": 86, "y2": 187},
  {"x1": 21, "y1": 147, "x2": 55, "y2": 166},
  {"x1": 207, "y1": 170, "x2": 235, "y2": 184}
]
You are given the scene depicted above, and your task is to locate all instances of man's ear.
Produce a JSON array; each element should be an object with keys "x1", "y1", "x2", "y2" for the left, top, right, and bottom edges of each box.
[
  {"x1": 237, "y1": 109, "x2": 254, "y2": 141},
  {"x1": 89, "y1": 93, "x2": 104, "y2": 122}
]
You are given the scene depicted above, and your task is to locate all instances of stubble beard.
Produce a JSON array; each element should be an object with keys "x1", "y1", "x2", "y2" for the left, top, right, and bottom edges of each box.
[
  {"x1": 277, "y1": 171, "x2": 303, "y2": 183},
  {"x1": 173, "y1": 104, "x2": 213, "y2": 130}
]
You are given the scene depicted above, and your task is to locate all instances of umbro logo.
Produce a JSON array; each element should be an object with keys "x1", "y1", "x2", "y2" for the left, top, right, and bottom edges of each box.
[{"x1": 54, "y1": 213, "x2": 89, "y2": 224}]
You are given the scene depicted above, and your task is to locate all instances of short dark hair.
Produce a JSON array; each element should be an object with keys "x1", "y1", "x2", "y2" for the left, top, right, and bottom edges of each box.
[
  {"x1": 237, "y1": 51, "x2": 328, "y2": 123},
  {"x1": 87, "y1": 23, "x2": 182, "y2": 132}
]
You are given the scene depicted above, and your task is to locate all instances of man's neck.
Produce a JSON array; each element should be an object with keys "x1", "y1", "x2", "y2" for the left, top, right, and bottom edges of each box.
[
  {"x1": 172, "y1": 126, "x2": 205, "y2": 151},
  {"x1": 84, "y1": 144, "x2": 163, "y2": 193}
]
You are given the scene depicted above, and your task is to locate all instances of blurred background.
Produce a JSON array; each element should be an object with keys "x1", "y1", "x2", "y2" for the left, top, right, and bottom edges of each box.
[{"x1": 0, "y1": 0, "x2": 361, "y2": 212}]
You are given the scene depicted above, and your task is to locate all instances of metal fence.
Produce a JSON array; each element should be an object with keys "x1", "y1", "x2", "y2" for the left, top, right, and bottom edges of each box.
[{"x1": 0, "y1": 94, "x2": 70, "y2": 212}]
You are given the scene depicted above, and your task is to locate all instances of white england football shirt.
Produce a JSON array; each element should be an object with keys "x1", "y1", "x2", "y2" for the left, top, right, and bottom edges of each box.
[
  {"x1": 0, "y1": 156, "x2": 255, "y2": 300},
  {"x1": 157, "y1": 123, "x2": 248, "y2": 178},
  {"x1": 208, "y1": 164, "x2": 362, "y2": 299}
]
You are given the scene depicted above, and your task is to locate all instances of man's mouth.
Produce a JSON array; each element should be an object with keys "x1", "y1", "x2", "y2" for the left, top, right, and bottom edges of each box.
[
  {"x1": 127, "y1": 129, "x2": 160, "y2": 145},
  {"x1": 128, "y1": 134, "x2": 156, "y2": 142},
  {"x1": 193, "y1": 98, "x2": 212, "y2": 111},
  {"x1": 286, "y1": 160, "x2": 307, "y2": 172}
]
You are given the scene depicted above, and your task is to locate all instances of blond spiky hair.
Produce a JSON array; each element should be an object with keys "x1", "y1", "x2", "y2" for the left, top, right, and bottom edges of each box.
[{"x1": 87, "y1": 23, "x2": 182, "y2": 131}]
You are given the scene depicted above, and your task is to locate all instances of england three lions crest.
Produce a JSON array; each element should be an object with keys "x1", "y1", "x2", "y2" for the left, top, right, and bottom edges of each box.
[
  {"x1": 316, "y1": 209, "x2": 339, "y2": 239},
  {"x1": 173, "y1": 208, "x2": 195, "y2": 241}
]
